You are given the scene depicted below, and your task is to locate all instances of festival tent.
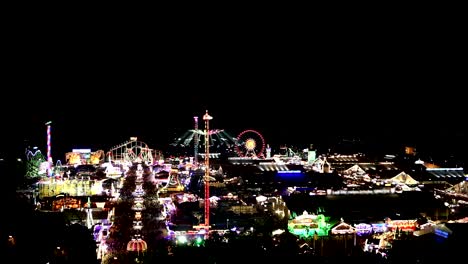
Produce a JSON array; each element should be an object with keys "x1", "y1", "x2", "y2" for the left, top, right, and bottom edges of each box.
[
  {"x1": 445, "y1": 180, "x2": 468, "y2": 194},
  {"x1": 390, "y1": 171, "x2": 419, "y2": 185},
  {"x1": 331, "y1": 219, "x2": 356, "y2": 235},
  {"x1": 343, "y1": 164, "x2": 366, "y2": 175}
]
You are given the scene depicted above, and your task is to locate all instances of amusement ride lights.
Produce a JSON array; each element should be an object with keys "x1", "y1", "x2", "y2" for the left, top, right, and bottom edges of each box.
[
  {"x1": 203, "y1": 110, "x2": 212, "y2": 229},
  {"x1": 45, "y1": 121, "x2": 52, "y2": 176}
]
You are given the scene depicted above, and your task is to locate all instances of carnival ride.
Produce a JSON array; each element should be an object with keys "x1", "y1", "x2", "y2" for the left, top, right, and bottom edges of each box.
[
  {"x1": 25, "y1": 148, "x2": 47, "y2": 177},
  {"x1": 159, "y1": 166, "x2": 184, "y2": 192},
  {"x1": 171, "y1": 127, "x2": 238, "y2": 158},
  {"x1": 235, "y1": 129, "x2": 266, "y2": 158},
  {"x1": 172, "y1": 127, "x2": 268, "y2": 160},
  {"x1": 288, "y1": 211, "x2": 331, "y2": 238},
  {"x1": 107, "y1": 138, "x2": 155, "y2": 165}
]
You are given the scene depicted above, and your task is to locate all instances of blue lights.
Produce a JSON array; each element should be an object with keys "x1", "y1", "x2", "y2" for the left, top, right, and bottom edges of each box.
[
  {"x1": 275, "y1": 170, "x2": 306, "y2": 183},
  {"x1": 277, "y1": 170, "x2": 302, "y2": 174},
  {"x1": 435, "y1": 229, "x2": 449, "y2": 238}
]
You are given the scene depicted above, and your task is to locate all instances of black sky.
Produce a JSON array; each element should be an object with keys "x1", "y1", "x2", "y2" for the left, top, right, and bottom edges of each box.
[{"x1": 2, "y1": 17, "x2": 466, "y2": 164}]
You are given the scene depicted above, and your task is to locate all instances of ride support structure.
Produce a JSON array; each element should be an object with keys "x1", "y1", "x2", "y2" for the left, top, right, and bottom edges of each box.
[
  {"x1": 194, "y1": 116, "x2": 199, "y2": 165},
  {"x1": 45, "y1": 121, "x2": 52, "y2": 176},
  {"x1": 106, "y1": 138, "x2": 154, "y2": 165},
  {"x1": 203, "y1": 110, "x2": 213, "y2": 229}
]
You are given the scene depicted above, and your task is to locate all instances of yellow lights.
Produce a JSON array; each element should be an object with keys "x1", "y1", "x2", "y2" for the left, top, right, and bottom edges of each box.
[
  {"x1": 245, "y1": 139, "x2": 256, "y2": 150},
  {"x1": 135, "y1": 211, "x2": 142, "y2": 220},
  {"x1": 203, "y1": 110, "x2": 213, "y2": 121},
  {"x1": 8, "y1": 235, "x2": 15, "y2": 245}
]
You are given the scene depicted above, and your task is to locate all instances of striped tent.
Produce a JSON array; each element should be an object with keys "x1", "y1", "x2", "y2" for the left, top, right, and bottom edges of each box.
[{"x1": 127, "y1": 238, "x2": 147, "y2": 253}]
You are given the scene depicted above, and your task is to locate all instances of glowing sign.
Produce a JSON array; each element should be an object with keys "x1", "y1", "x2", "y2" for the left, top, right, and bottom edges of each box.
[
  {"x1": 355, "y1": 223, "x2": 372, "y2": 236},
  {"x1": 435, "y1": 229, "x2": 449, "y2": 238},
  {"x1": 388, "y1": 220, "x2": 417, "y2": 231}
]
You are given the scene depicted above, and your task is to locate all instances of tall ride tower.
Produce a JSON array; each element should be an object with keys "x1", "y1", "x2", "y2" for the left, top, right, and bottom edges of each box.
[
  {"x1": 203, "y1": 110, "x2": 212, "y2": 229},
  {"x1": 193, "y1": 116, "x2": 199, "y2": 165},
  {"x1": 45, "y1": 121, "x2": 52, "y2": 176}
]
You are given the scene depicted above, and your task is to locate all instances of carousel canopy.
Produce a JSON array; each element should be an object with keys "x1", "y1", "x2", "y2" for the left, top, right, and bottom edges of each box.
[{"x1": 127, "y1": 238, "x2": 147, "y2": 252}]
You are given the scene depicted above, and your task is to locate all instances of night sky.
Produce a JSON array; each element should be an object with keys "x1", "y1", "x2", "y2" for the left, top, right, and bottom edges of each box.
[{"x1": 1, "y1": 19, "x2": 466, "y2": 165}]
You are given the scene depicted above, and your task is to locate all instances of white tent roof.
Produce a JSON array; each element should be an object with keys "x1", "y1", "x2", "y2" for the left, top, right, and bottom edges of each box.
[
  {"x1": 391, "y1": 171, "x2": 418, "y2": 185},
  {"x1": 343, "y1": 164, "x2": 366, "y2": 175}
]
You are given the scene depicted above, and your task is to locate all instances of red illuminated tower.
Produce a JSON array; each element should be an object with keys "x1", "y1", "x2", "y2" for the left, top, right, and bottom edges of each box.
[
  {"x1": 193, "y1": 116, "x2": 199, "y2": 165},
  {"x1": 203, "y1": 110, "x2": 212, "y2": 229}
]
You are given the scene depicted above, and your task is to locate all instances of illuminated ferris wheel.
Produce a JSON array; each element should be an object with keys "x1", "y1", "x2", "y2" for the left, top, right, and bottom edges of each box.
[{"x1": 235, "y1": 129, "x2": 266, "y2": 158}]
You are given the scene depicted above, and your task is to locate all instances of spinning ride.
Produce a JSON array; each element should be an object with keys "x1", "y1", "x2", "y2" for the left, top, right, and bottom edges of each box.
[{"x1": 235, "y1": 129, "x2": 266, "y2": 158}]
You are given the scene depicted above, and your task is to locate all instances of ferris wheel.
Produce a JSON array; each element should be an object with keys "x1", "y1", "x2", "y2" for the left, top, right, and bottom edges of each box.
[{"x1": 235, "y1": 129, "x2": 266, "y2": 158}]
